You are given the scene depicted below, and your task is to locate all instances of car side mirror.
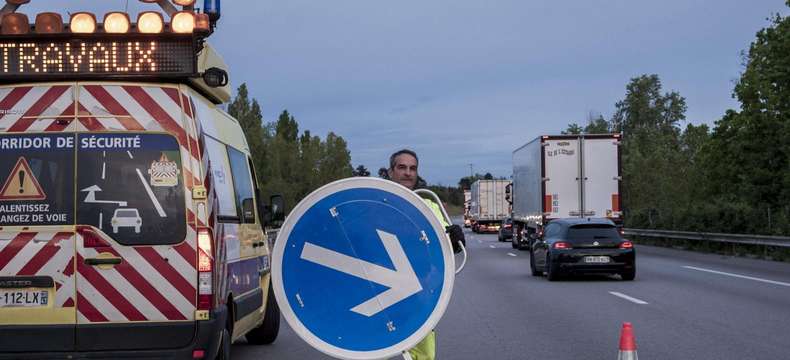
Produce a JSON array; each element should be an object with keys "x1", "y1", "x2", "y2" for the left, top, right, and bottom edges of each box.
[{"x1": 242, "y1": 198, "x2": 255, "y2": 223}]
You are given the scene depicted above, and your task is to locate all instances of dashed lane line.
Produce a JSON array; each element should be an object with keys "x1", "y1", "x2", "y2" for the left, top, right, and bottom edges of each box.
[
  {"x1": 489, "y1": 245, "x2": 496, "y2": 249},
  {"x1": 507, "y1": 253, "x2": 517, "y2": 257},
  {"x1": 683, "y1": 265, "x2": 790, "y2": 287},
  {"x1": 608, "y1": 291, "x2": 649, "y2": 305}
]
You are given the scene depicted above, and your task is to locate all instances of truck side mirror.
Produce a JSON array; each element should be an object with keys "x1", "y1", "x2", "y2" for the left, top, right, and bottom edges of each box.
[
  {"x1": 242, "y1": 198, "x2": 255, "y2": 223},
  {"x1": 270, "y1": 195, "x2": 285, "y2": 222}
]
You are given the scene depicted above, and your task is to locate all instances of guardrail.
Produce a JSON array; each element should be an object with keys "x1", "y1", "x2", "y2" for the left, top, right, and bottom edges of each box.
[{"x1": 623, "y1": 228, "x2": 790, "y2": 248}]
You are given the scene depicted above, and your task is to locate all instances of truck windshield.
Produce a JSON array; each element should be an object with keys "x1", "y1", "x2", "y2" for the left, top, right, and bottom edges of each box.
[
  {"x1": 76, "y1": 133, "x2": 186, "y2": 246},
  {"x1": 0, "y1": 133, "x2": 186, "y2": 246}
]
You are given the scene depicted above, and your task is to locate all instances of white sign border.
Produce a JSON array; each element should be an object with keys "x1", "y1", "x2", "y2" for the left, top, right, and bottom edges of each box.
[{"x1": 271, "y1": 177, "x2": 455, "y2": 360}]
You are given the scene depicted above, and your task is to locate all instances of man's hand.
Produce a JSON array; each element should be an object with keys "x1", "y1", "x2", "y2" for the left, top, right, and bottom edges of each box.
[{"x1": 445, "y1": 224, "x2": 466, "y2": 254}]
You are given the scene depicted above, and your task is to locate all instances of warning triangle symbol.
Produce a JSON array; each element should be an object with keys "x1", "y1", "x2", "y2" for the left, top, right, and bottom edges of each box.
[{"x1": 0, "y1": 157, "x2": 46, "y2": 201}]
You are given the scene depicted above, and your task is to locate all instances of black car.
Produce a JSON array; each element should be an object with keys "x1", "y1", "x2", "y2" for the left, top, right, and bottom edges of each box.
[
  {"x1": 498, "y1": 218, "x2": 513, "y2": 242},
  {"x1": 529, "y1": 218, "x2": 635, "y2": 281}
]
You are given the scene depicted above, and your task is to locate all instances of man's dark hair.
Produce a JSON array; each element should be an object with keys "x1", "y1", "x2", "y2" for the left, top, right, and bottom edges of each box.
[{"x1": 389, "y1": 149, "x2": 419, "y2": 170}]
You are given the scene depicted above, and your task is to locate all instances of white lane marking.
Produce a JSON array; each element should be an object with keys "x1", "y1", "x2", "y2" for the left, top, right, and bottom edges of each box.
[
  {"x1": 507, "y1": 252, "x2": 517, "y2": 257},
  {"x1": 477, "y1": 239, "x2": 482, "y2": 244},
  {"x1": 609, "y1": 291, "x2": 648, "y2": 305},
  {"x1": 127, "y1": 150, "x2": 134, "y2": 159},
  {"x1": 683, "y1": 266, "x2": 790, "y2": 287},
  {"x1": 98, "y1": 212, "x2": 103, "y2": 229},
  {"x1": 489, "y1": 245, "x2": 496, "y2": 249},
  {"x1": 101, "y1": 162, "x2": 106, "y2": 179},
  {"x1": 136, "y1": 168, "x2": 166, "y2": 217}
]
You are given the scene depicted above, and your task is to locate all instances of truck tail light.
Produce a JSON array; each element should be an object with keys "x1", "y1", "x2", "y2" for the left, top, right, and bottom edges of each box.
[{"x1": 197, "y1": 227, "x2": 214, "y2": 311}]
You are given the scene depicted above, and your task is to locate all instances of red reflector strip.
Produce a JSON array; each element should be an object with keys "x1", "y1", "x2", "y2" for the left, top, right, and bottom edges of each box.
[
  {"x1": 612, "y1": 194, "x2": 621, "y2": 212},
  {"x1": 198, "y1": 294, "x2": 212, "y2": 310},
  {"x1": 544, "y1": 195, "x2": 552, "y2": 213}
]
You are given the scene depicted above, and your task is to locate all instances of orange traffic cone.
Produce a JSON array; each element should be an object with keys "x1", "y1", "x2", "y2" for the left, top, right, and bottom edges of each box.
[{"x1": 617, "y1": 322, "x2": 638, "y2": 360}]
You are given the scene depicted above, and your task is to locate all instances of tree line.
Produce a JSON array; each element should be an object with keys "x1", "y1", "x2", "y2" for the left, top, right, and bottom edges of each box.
[
  {"x1": 229, "y1": 84, "x2": 353, "y2": 211},
  {"x1": 562, "y1": 5, "x2": 790, "y2": 236}
]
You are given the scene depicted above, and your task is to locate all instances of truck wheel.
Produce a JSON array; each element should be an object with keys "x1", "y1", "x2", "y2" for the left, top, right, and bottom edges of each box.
[
  {"x1": 529, "y1": 252, "x2": 541, "y2": 276},
  {"x1": 215, "y1": 327, "x2": 231, "y2": 360},
  {"x1": 246, "y1": 286, "x2": 280, "y2": 345}
]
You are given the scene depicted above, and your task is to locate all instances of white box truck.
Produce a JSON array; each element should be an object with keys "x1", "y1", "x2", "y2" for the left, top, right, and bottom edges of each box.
[
  {"x1": 470, "y1": 179, "x2": 511, "y2": 233},
  {"x1": 509, "y1": 134, "x2": 622, "y2": 249},
  {"x1": 463, "y1": 190, "x2": 472, "y2": 228}
]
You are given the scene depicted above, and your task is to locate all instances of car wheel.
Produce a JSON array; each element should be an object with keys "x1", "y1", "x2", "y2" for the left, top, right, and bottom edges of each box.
[
  {"x1": 215, "y1": 326, "x2": 231, "y2": 360},
  {"x1": 620, "y1": 267, "x2": 636, "y2": 281},
  {"x1": 511, "y1": 237, "x2": 517, "y2": 248},
  {"x1": 246, "y1": 286, "x2": 281, "y2": 345},
  {"x1": 546, "y1": 255, "x2": 560, "y2": 281},
  {"x1": 497, "y1": 233, "x2": 504, "y2": 242},
  {"x1": 529, "y1": 252, "x2": 541, "y2": 276}
]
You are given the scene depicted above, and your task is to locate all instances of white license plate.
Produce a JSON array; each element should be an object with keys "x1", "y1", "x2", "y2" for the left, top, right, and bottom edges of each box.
[
  {"x1": 0, "y1": 289, "x2": 49, "y2": 307},
  {"x1": 584, "y1": 256, "x2": 611, "y2": 264}
]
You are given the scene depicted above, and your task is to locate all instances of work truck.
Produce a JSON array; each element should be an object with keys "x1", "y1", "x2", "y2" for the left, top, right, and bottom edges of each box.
[
  {"x1": 508, "y1": 134, "x2": 622, "y2": 249},
  {"x1": 469, "y1": 179, "x2": 510, "y2": 233}
]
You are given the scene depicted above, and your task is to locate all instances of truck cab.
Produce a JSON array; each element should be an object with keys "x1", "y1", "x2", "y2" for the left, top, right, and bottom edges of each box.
[{"x1": 0, "y1": 3, "x2": 281, "y2": 359}]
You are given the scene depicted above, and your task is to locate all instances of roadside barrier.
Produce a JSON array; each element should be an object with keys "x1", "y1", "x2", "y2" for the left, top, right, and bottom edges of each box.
[{"x1": 623, "y1": 228, "x2": 790, "y2": 248}]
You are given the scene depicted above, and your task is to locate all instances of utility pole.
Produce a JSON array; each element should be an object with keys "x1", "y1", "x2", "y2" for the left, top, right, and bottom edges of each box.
[{"x1": 468, "y1": 163, "x2": 473, "y2": 178}]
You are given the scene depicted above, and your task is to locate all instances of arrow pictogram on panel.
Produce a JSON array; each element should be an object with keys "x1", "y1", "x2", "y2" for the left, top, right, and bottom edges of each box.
[{"x1": 0, "y1": 157, "x2": 46, "y2": 201}]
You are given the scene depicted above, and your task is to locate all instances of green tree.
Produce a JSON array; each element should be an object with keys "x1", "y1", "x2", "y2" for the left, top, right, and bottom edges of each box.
[
  {"x1": 378, "y1": 167, "x2": 389, "y2": 179},
  {"x1": 584, "y1": 114, "x2": 610, "y2": 133},
  {"x1": 701, "y1": 4, "x2": 790, "y2": 234},
  {"x1": 458, "y1": 173, "x2": 485, "y2": 189},
  {"x1": 228, "y1": 83, "x2": 267, "y2": 177},
  {"x1": 610, "y1": 74, "x2": 687, "y2": 228},
  {"x1": 353, "y1": 165, "x2": 371, "y2": 176},
  {"x1": 561, "y1": 123, "x2": 583, "y2": 135}
]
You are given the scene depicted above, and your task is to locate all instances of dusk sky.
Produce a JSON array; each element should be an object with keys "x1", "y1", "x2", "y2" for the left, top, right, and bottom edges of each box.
[{"x1": 25, "y1": 1, "x2": 790, "y2": 184}]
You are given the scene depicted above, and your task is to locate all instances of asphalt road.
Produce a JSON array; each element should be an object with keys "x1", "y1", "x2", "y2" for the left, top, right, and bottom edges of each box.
[{"x1": 234, "y1": 226, "x2": 790, "y2": 359}]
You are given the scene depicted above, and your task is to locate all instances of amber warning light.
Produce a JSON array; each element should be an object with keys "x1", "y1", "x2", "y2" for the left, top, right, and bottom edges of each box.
[{"x1": 0, "y1": 37, "x2": 196, "y2": 79}]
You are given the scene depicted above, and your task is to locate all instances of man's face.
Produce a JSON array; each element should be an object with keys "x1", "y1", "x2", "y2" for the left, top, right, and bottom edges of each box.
[{"x1": 389, "y1": 154, "x2": 418, "y2": 189}]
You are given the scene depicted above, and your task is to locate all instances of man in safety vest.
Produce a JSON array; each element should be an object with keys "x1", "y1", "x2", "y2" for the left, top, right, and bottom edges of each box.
[{"x1": 387, "y1": 149, "x2": 466, "y2": 360}]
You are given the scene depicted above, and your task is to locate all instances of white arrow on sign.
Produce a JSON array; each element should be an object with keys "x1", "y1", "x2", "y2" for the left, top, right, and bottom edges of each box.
[
  {"x1": 81, "y1": 185, "x2": 128, "y2": 206},
  {"x1": 300, "y1": 229, "x2": 423, "y2": 317}
]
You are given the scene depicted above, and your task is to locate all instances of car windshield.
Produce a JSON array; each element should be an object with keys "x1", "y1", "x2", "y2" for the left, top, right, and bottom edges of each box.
[{"x1": 566, "y1": 224, "x2": 620, "y2": 240}]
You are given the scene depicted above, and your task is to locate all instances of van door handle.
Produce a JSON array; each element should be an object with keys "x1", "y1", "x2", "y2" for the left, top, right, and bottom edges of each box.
[{"x1": 84, "y1": 257, "x2": 122, "y2": 266}]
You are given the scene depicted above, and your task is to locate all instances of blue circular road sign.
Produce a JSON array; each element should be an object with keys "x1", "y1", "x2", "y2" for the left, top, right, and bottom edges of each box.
[{"x1": 271, "y1": 178, "x2": 455, "y2": 360}]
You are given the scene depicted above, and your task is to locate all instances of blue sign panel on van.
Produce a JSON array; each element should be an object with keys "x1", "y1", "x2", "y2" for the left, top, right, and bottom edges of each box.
[{"x1": 272, "y1": 178, "x2": 455, "y2": 360}]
